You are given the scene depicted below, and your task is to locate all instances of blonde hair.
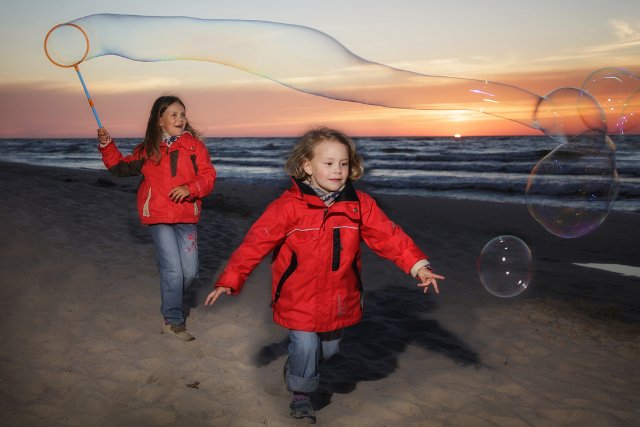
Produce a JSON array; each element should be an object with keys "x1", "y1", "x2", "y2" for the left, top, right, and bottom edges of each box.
[{"x1": 285, "y1": 127, "x2": 364, "y2": 181}]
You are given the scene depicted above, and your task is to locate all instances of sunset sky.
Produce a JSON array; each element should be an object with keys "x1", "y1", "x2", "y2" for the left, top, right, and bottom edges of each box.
[{"x1": 1, "y1": 0, "x2": 639, "y2": 138}]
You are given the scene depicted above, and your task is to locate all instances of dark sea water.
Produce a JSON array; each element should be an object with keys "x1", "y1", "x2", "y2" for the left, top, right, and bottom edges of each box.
[{"x1": 1, "y1": 135, "x2": 638, "y2": 213}]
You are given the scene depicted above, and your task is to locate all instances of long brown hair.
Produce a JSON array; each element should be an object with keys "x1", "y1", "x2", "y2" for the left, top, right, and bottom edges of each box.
[
  {"x1": 136, "y1": 95, "x2": 201, "y2": 164},
  {"x1": 285, "y1": 127, "x2": 364, "y2": 181}
]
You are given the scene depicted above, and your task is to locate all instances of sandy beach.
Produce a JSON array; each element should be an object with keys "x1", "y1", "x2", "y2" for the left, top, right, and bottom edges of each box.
[{"x1": 0, "y1": 160, "x2": 638, "y2": 426}]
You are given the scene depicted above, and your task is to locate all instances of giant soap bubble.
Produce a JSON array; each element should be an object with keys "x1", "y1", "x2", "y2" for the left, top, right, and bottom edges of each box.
[
  {"x1": 526, "y1": 88, "x2": 618, "y2": 238},
  {"x1": 44, "y1": 14, "x2": 635, "y2": 238},
  {"x1": 44, "y1": 14, "x2": 544, "y2": 128},
  {"x1": 580, "y1": 67, "x2": 640, "y2": 135}
]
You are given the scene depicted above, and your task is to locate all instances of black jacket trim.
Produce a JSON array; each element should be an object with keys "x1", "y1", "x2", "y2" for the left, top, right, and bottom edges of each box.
[
  {"x1": 109, "y1": 159, "x2": 144, "y2": 177},
  {"x1": 169, "y1": 151, "x2": 178, "y2": 177},
  {"x1": 270, "y1": 252, "x2": 298, "y2": 308},
  {"x1": 332, "y1": 228, "x2": 341, "y2": 271}
]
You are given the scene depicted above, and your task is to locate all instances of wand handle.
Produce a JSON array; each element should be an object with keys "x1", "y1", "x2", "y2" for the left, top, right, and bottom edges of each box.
[{"x1": 74, "y1": 65, "x2": 103, "y2": 128}]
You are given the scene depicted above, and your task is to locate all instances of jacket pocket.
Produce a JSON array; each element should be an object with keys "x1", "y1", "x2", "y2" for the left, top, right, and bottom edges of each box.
[
  {"x1": 336, "y1": 293, "x2": 345, "y2": 318},
  {"x1": 142, "y1": 188, "x2": 152, "y2": 217},
  {"x1": 270, "y1": 252, "x2": 298, "y2": 308}
]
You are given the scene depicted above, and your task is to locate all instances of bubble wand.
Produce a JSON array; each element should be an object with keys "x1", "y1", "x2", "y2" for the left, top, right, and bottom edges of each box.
[{"x1": 44, "y1": 23, "x2": 103, "y2": 128}]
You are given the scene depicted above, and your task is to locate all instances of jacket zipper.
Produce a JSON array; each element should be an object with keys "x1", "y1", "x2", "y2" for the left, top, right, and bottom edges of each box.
[{"x1": 321, "y1": 208, "x2": 328, "y2": 230}]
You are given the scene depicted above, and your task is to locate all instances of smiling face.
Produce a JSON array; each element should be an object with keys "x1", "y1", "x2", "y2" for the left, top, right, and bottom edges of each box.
[
  {"x1": 303, "y1": 139, "x2": 350, "y2": 192},
  {"x1": 158, "y1": 102, "x2": 187, "y2": 137}
]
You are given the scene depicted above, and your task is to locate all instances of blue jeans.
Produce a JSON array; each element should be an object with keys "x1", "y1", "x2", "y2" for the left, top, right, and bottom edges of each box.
[
  {"x1": 149, "y1": 223, "x2": 199, "y2": 326},
  {"x1": 286, "y1": 329, "x2": 342, "y2": 393}
]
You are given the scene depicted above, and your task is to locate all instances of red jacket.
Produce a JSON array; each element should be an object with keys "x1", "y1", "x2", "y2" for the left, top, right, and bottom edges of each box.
[
  {"x1": 215, "y1": 179, "x2": 428, "y2": 332},
  {"x1": 99, "y1": 132, "x2": 215, "y2": 225}
]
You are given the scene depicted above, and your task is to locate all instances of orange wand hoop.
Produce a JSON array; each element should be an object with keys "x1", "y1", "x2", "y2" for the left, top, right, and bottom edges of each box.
[{"x1": 44, "y1": 23, "x2": 103, "y2": 128}]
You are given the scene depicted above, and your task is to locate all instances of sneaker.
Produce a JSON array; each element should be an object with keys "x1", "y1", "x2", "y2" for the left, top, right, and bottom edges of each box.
[
  {"x1": 161, "y1": 322, "x2": 195, "y2": 341},
  {"x1": 289, "y1": 393, "x2": 316, "y2": 424}
]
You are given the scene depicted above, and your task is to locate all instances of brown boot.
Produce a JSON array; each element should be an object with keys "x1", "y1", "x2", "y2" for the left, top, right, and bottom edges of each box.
[{"x1": 161, "y1": 322, "x2": 195, "y2": 341}]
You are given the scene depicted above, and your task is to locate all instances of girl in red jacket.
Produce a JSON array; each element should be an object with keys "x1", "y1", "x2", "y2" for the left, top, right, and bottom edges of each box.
[
  {"x1": 98, "y1": 95, "x2": 216, "y2": 341},
  {"x1": 205, "y1": 127, "x2": 442, "y2": 422}
]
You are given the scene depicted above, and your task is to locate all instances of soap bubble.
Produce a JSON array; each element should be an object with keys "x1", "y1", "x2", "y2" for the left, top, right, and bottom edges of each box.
[
  {"x1": 527, "y1": 87, "x2": 616, "y2": 238},
  {"x1": 580, "y1": 67, "x2": 640, "y2": 135},
  {"x1": 533, "y1": 87, "x2": 607, "y2": 143},
  {"x1": 619, "y1": 88, "x2": 640, "y2": 134},
  {"x1": 477, "y1": 235, "x2": 533, "y2": 298},
  {"x1": 525, "y1": 136, "x2": 618, "y2": 239},
  {"x1": 46, "y1": 14, "x2": 632, "y2": 239}
]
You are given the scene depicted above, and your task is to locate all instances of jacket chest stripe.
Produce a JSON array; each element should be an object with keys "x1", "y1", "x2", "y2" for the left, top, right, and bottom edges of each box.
[{"x1": 285, "y1": 228, "x2": 319, "y2": 237}]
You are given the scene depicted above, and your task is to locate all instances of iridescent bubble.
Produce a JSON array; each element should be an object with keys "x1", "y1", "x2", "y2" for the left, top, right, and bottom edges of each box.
[
  {"x1": 525, "y1": 136, "x2": 618, "y2": 238},
  {"x1": 619, "y1": 88, "x2": 640, "y2": 134},
  {"x1": 580, "y1": 67, "x2": 640, "y2": 135},
  {"x1": 45, "y1": 14, "x2": 628, "y2": 239},
  {"x1": 45, "y1": 14, "x2": 544, "y2": 129},
  {"x1": 527, "y1": 88, "x2": 617, "y2": 238},
  {"x1": 477, "y1": 235, "x2": 532, "y2": 298},
  {"x1": 533, "y1": 87, "x2": 607, "y2": 143}
]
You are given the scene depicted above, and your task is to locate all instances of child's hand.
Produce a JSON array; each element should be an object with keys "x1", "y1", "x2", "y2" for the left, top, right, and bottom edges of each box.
[
  {"x1": 97, "y1": 127, "x2": 111, "y2": 147},
  {"x1": 416, "y1": 267, "x2": 444, "y2": 294},
  {"x1": 204, "y1": 287, "x2": 233, "y2": 306},
  {"x1": 169, "y1": 185, "x2": 191, "y2": 203}
]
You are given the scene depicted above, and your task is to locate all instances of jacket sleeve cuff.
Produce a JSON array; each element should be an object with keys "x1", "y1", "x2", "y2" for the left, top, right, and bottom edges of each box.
[
  {"x1": 410, "y1": 259, "x2": 431, "y2": 278},
  {"x1": 215, "y1": 284, "x2": 238, "y2": 294},
  {"x1": 188, "y1": 182, "x2": 202, "y2": 199}
]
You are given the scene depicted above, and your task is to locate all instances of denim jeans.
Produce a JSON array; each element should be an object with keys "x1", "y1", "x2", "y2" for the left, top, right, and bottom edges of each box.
[
  {"x1": 149, "y1": 223, "x2": 199, "y2": 326},
  {"x1": 286, "y1": 329, "x2": 342, "y2": 393}
]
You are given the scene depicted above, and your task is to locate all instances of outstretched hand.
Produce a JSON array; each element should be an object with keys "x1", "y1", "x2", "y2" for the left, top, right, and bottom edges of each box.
[
  {"x1": 204, "y1": 287, "x2": 233, "y2": 306},
  {"x1": 416, "y1": 267, "x2": 444, "y2": 294}
]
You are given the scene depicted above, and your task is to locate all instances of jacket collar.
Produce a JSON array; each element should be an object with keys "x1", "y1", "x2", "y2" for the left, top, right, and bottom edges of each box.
[
  {"x1": 291, "y1": 178, "x2": 360, "y2": 206},
  {"x1": 159, "y1": 131, "x2": 194, "y2": 150}
]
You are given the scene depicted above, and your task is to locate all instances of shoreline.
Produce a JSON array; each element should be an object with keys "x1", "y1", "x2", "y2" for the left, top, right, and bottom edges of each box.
[{"x1": 1, "y1": 160, "x2": 639, "y2": 425}]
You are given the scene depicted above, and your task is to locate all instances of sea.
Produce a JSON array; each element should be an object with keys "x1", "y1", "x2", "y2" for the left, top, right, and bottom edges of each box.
[{"x1": 1, "y1": 135, "x2": 639, "y2": 213}]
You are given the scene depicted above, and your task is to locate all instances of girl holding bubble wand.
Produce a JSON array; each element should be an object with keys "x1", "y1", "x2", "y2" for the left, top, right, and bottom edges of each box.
[
  {"x1": 45, "y1": 25, "x2": 216, "y2": 340},
  {"x1": 97, "y1": 96, "x2": 216, "y2": 341},
  {"x1": 205, "y1": 127, "x2": 443, "y2": 422}
]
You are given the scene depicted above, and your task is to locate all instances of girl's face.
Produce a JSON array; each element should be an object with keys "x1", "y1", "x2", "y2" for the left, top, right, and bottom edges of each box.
[
  {"x1": 158, "y1": 102, "x2": 187, "y2": 137},
  {"x1": 303, "y1": 139, "x2": 349, "y2": 192}
]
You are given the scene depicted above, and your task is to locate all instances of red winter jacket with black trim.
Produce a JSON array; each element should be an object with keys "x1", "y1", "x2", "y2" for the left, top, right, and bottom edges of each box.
[
  {"x1": 215, "y1": 179, "x2": 428, "y2": 332},
  {"x1": 99, "y1": 132, "x2": 216, "y2": 225}
]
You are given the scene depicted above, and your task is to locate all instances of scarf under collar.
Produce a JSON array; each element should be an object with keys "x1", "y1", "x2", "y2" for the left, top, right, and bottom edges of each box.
[
  {"x1": 162, "y1": 132, "x2": 182, "y2": 147},
  {"x1": 305, "y1": 179, "x2": 345, "y2": 206}
]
